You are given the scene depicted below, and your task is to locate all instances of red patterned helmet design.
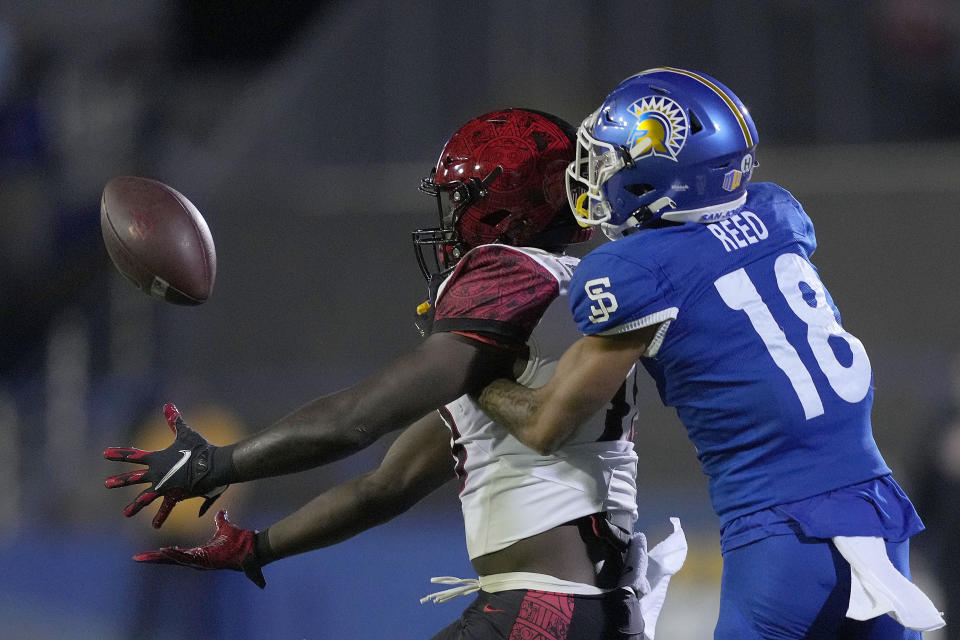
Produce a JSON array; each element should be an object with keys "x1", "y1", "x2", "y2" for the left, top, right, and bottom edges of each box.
[{"x1": 414, "y1": 109, "x2": 592, "y2": 279}]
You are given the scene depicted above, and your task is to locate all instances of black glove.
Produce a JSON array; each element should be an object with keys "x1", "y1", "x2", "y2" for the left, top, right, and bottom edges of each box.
[{"x1": 104, "y1": 403, "x2": 233, "y2": 528}]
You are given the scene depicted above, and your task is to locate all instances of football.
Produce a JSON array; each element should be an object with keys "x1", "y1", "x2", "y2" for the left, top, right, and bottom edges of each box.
[{"x1": 100, "y1": 176, "x2": 216, "y2": 305}]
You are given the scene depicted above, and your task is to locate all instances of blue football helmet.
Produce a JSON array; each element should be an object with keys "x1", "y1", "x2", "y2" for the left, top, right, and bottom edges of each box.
[{"x1": 566, "y1": 67, "x2": 759, "y2": 239}]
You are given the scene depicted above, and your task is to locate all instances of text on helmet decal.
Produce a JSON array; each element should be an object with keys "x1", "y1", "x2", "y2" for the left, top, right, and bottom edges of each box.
[{"x1": 585, "y1": 277, "x2": 619, "y2": 323}]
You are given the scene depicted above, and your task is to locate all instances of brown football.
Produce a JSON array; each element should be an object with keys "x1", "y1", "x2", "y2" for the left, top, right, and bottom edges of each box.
[{"x1": 100, "y1": 176, "x2": 216, "y2": 305}]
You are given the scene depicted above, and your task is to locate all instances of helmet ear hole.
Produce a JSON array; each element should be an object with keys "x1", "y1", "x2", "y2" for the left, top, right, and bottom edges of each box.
[
  {"x1": 624, "y1": 183, "x2": 654, "y2": 197},
  {"x1": 688, "y1": 110, "x2": 704, "y2": 135},
  {"x1": 479, "y1": 209, "x2": 512, "y2": 227}
]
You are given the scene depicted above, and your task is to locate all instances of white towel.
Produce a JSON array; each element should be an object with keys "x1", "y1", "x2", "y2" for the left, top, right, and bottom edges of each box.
[
  {"x1": 640, "y1": 517, "x2": 688, "y2": 640},
  {"x1": 832, "y1": 535, "x2": 945, "y2": 632}
]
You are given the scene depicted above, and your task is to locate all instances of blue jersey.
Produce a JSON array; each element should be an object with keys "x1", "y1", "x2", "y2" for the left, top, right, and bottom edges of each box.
[{"x1": 570, "y1": 182, "x2": 891, "y2": 525}]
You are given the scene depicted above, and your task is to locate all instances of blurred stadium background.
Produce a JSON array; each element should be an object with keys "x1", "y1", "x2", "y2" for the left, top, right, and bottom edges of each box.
[{"x1": 1, "y1": 1, "x2": 958, "y2": 638}]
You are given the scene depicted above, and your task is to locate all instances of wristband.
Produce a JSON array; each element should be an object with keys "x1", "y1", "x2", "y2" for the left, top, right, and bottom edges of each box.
[
  {"x1": 254, "y1": 528, "x2": 278, "y2": 566},
  {"x1": 196, "y1": 443, "x2": 239, "y2": 492}
]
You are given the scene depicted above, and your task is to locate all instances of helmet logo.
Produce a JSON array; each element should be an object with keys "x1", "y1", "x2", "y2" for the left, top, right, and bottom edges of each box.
[
  {"x1": 722, "y1": 169, "x2": 742, "y2": 192},
  {"x1": 626, "y1": 96, "x2": 688, "y2": 162},
  {"x1": 722, "y1": 153, "x2": 754, "y2": 192}
]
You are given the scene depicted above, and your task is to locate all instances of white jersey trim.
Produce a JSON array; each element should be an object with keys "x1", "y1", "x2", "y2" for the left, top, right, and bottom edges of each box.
[
  {"x1": 418, "y1": 573, "x2": 611, "y2": 605},
  {"x1": 594, "y1": 307, "x2": 679, "y2": 357},
  {"x1": 480, "y1": 572, "x2": 612, "y2": 595}
]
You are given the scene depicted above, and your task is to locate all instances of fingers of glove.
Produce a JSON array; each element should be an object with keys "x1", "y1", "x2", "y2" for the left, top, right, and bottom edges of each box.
[
  {"x1": 213, "y1": 509, "x2": 244, "y2": 537},
  {"x1": 153, "y1": 546, "x2": 212, "y2": 569},
  {"x1": 214, "y1": 508, "x2": 231, "y2": 531},
  {"x1": 123, "y1": 489, "x2": 160, "y2": 517},
  {"x1": 133, "y1": 549, "x2": 181, "y2": 565},
  {"x1": 197, "y1": 485, "x2": 227, "y2": 518},
  {"x1": 163, "y1": 403, "x2": 183, "y2": 435},
  {"x1": 151, "y1": 494, "x2": 179, "y2": 529},
  {"x1": 103, "y1": 447, "x2": 154, "y2": 463},
  {"x1": 104, "y1": 469, "x2": 148, "y2": 489},
  {"x1": 134, "y1": 547, "x2": 206, "y2": 569}
]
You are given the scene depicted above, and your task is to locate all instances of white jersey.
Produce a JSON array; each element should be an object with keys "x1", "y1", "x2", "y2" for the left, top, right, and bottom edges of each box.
[{"x1": 431, "y1": 244, "x2": 640, "y2": 560}]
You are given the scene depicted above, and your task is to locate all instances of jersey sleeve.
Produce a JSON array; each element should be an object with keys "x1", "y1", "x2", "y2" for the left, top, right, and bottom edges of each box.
[
  {"x1": 781, "y1": 189, "x2": 817, "y2": 258},
  {"x1": 433, "y1": 245, "x2": 560, "y2": 344},
  {"x1": 569, "y1": 250, "x2": 677, "y2": 336}
]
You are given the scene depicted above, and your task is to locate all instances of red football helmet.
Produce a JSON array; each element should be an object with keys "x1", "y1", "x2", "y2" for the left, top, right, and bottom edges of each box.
[{"x1": 413, "y1": 108, "x2": 593, "y2": 279}]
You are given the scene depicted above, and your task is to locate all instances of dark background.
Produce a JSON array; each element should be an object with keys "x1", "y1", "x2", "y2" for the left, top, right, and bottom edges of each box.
[{"x1": 1, "y1": 1, "x2": 958, "y2": 638}]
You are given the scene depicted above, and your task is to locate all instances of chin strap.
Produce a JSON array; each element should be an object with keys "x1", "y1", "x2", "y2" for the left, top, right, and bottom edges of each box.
[{"x1": 601, "y1": 197, "x2": 677, "y2": 239}]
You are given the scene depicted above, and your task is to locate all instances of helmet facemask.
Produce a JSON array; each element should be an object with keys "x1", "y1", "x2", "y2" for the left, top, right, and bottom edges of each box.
[
  {"x1": 565, "y1": 112, "x2": 624, "y2": 229},
  {"x1": 412, "y1": 166, "x2": 502, "y2": 280},
  {"x1": 566, "y1": 113, "x2": 679, "y2": 240}
]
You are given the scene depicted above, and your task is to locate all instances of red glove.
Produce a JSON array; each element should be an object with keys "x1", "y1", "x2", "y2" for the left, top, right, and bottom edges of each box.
[
  {"x1": 134, "y1": 510, "x2": 267, "y2": 588},
  {"x1": 104, "y1": 403, "x2": 230, "y2": 528}
]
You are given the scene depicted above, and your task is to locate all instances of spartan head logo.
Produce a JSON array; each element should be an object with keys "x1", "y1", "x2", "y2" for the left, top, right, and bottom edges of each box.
[{"x1": 625, "y1": 96, "x2": 688, "y2": 162}]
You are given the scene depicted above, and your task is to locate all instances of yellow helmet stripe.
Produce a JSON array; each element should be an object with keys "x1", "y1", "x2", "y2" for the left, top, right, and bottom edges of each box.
[{"x1": 642, "y1": 67, "x2": 754, "y2": 147}]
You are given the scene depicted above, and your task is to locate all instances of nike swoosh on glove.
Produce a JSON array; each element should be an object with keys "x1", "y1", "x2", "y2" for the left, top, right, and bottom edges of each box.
[{"x1": 104, "y1": 403, "x2": 230, "y2": 528}]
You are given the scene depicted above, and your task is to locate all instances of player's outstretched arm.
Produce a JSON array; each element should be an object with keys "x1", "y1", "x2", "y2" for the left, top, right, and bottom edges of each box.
[
  {"x1": 261, "y1": 410, "x2": 453, "y2": 558},
  {"x1": 478, "y1": 328, "x2": 656, "y2": 454},
  {"x1": 105, "y1": 332, "x2": 508, "y2": 525},
  {"x1": 133, "y1": 412, "x2": 454, "y2": 587},
  {"x1": 227, "y1": 331, "x2": 514, "y2": 482}
]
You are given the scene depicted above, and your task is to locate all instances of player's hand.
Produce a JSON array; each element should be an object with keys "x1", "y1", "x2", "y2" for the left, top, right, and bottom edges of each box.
[
  {"x1": 104, "y1": 403, "x2": 228, "y2": 528},
  {"x1": 134, "y1": 510, "x2": 266, "y2": 588}
]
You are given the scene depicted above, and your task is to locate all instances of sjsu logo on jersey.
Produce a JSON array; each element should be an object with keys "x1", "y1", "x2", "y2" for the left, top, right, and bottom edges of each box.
[
  {"x1": 626, "y1": 96, "x2": 688, "y2": 162},
  {"x1": 585, "y1": 277, "x2": 619, "y2": 323}
]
